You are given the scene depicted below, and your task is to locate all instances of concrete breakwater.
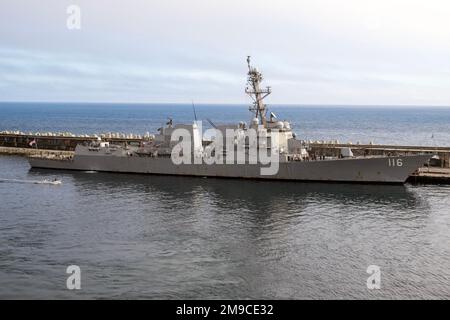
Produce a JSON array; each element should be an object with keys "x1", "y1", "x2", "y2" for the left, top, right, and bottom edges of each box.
[
  {"x1": 0, "y1": 131, "x2": 146, "y2": 151},
  {"x1": 309, "y1": 142, "x2": 450, "y2": 168},
  {"x1": 0, "y1": 146, "x2": 73, "y2": 157},
  {"x1": 2, "y1": 131, "x2": 449, "y2": 166}
]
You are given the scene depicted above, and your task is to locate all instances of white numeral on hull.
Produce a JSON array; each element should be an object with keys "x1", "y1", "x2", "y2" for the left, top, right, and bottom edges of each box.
[{"x1": 388, "y1": 158, "x2": 403, "y2": 167}]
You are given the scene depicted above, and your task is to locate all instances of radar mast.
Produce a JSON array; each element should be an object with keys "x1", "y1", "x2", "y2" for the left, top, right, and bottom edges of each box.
[{"x1": 245, "y1": 56, "x2": 272, "y2": 127}]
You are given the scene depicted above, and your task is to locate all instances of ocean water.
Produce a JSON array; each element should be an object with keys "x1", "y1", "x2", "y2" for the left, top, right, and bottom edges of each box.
[
  {"x1": 1, "y1": 102, "x2": 450, "y2": 146},
  {"x1": 0, "y1": 103, "x2": 449, "y2": 299}
]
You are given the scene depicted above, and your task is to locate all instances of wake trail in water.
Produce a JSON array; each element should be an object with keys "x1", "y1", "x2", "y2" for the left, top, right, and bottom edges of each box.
[{"x1": 0, "y1": 178, "x2": 62, "y2": 185}]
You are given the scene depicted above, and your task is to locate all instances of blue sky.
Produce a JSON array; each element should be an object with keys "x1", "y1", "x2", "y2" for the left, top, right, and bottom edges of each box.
[{"x1": 1, "y1": 0, "x2": 450, "y2": 105}]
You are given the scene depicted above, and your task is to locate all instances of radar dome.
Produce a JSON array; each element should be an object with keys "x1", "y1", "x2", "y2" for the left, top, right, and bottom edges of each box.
[{"x1": 276, "y1": 121, "x2": 284, "y2": 129}]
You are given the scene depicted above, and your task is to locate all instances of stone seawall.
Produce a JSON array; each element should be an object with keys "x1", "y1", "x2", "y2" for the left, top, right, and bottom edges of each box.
[{"x1": 0, "y1": 146, "x2": 74, "y2": 157}]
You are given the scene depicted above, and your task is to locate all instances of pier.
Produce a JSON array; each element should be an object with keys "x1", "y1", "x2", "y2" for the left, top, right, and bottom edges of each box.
[
  {"x1": 0, "y1": 131, "x2": 145, "y2": 151},
  {"x1": 0, "y1": 146, "x2": 72, "y2": 158},
  {"x1": 308, "y1": 142, "x2": 450, "y2": 168},
  {"x1": 1, "y1": 131, "x2": 450, "y2": 184}
]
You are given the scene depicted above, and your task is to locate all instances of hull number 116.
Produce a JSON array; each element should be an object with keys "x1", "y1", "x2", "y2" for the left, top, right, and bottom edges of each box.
[{"x1": 388, "y1": 158, "x2": 403, "y2": 167}]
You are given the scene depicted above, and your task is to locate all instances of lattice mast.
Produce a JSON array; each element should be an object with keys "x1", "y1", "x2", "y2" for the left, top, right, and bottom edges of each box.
[{"x1": 245, "y1": 56, "x2": 272, "y2": 127}]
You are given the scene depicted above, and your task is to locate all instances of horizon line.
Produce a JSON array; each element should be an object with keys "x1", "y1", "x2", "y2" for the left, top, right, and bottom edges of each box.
[{"x1": 1, "y1": 101, "x2": 450, "y2": 109}]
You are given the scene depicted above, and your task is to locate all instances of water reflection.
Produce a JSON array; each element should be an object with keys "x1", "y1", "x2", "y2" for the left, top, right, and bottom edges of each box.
[
  {"x1": 12, "y1": 168, "x2": 445, "y2": 299},
  {"x1": 30, "y1": 168, "x2": 427, "y2": 220}
]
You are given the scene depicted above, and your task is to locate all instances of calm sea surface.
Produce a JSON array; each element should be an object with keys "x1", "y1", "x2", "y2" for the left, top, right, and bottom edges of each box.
[
  {"x1": 0, "y1": 103, "x2": 449, "y2": 299},
  {"x1": 1, "y1": 102, "x2": 450, "y2": 146}
]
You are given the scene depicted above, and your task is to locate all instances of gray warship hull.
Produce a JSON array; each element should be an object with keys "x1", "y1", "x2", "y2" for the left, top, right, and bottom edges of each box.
[{"x1": 28, "y1": 154, "x2": 431, "y2": 184}]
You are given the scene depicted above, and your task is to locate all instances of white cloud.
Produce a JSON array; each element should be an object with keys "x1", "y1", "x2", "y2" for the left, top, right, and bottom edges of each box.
[{"x1": 0, "y1": 0, "x2": 450, "y2": 105}]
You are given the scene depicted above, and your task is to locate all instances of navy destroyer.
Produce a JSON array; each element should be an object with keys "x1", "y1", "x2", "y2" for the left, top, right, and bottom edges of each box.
[{"x1": 28, "y1": 58, "x2": 431, "y2": 184}]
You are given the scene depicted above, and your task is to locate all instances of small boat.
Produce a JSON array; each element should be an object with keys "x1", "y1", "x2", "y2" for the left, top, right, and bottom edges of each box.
[{"x1": 36, "y1": 179, "x2": 62, "y2": 185}]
